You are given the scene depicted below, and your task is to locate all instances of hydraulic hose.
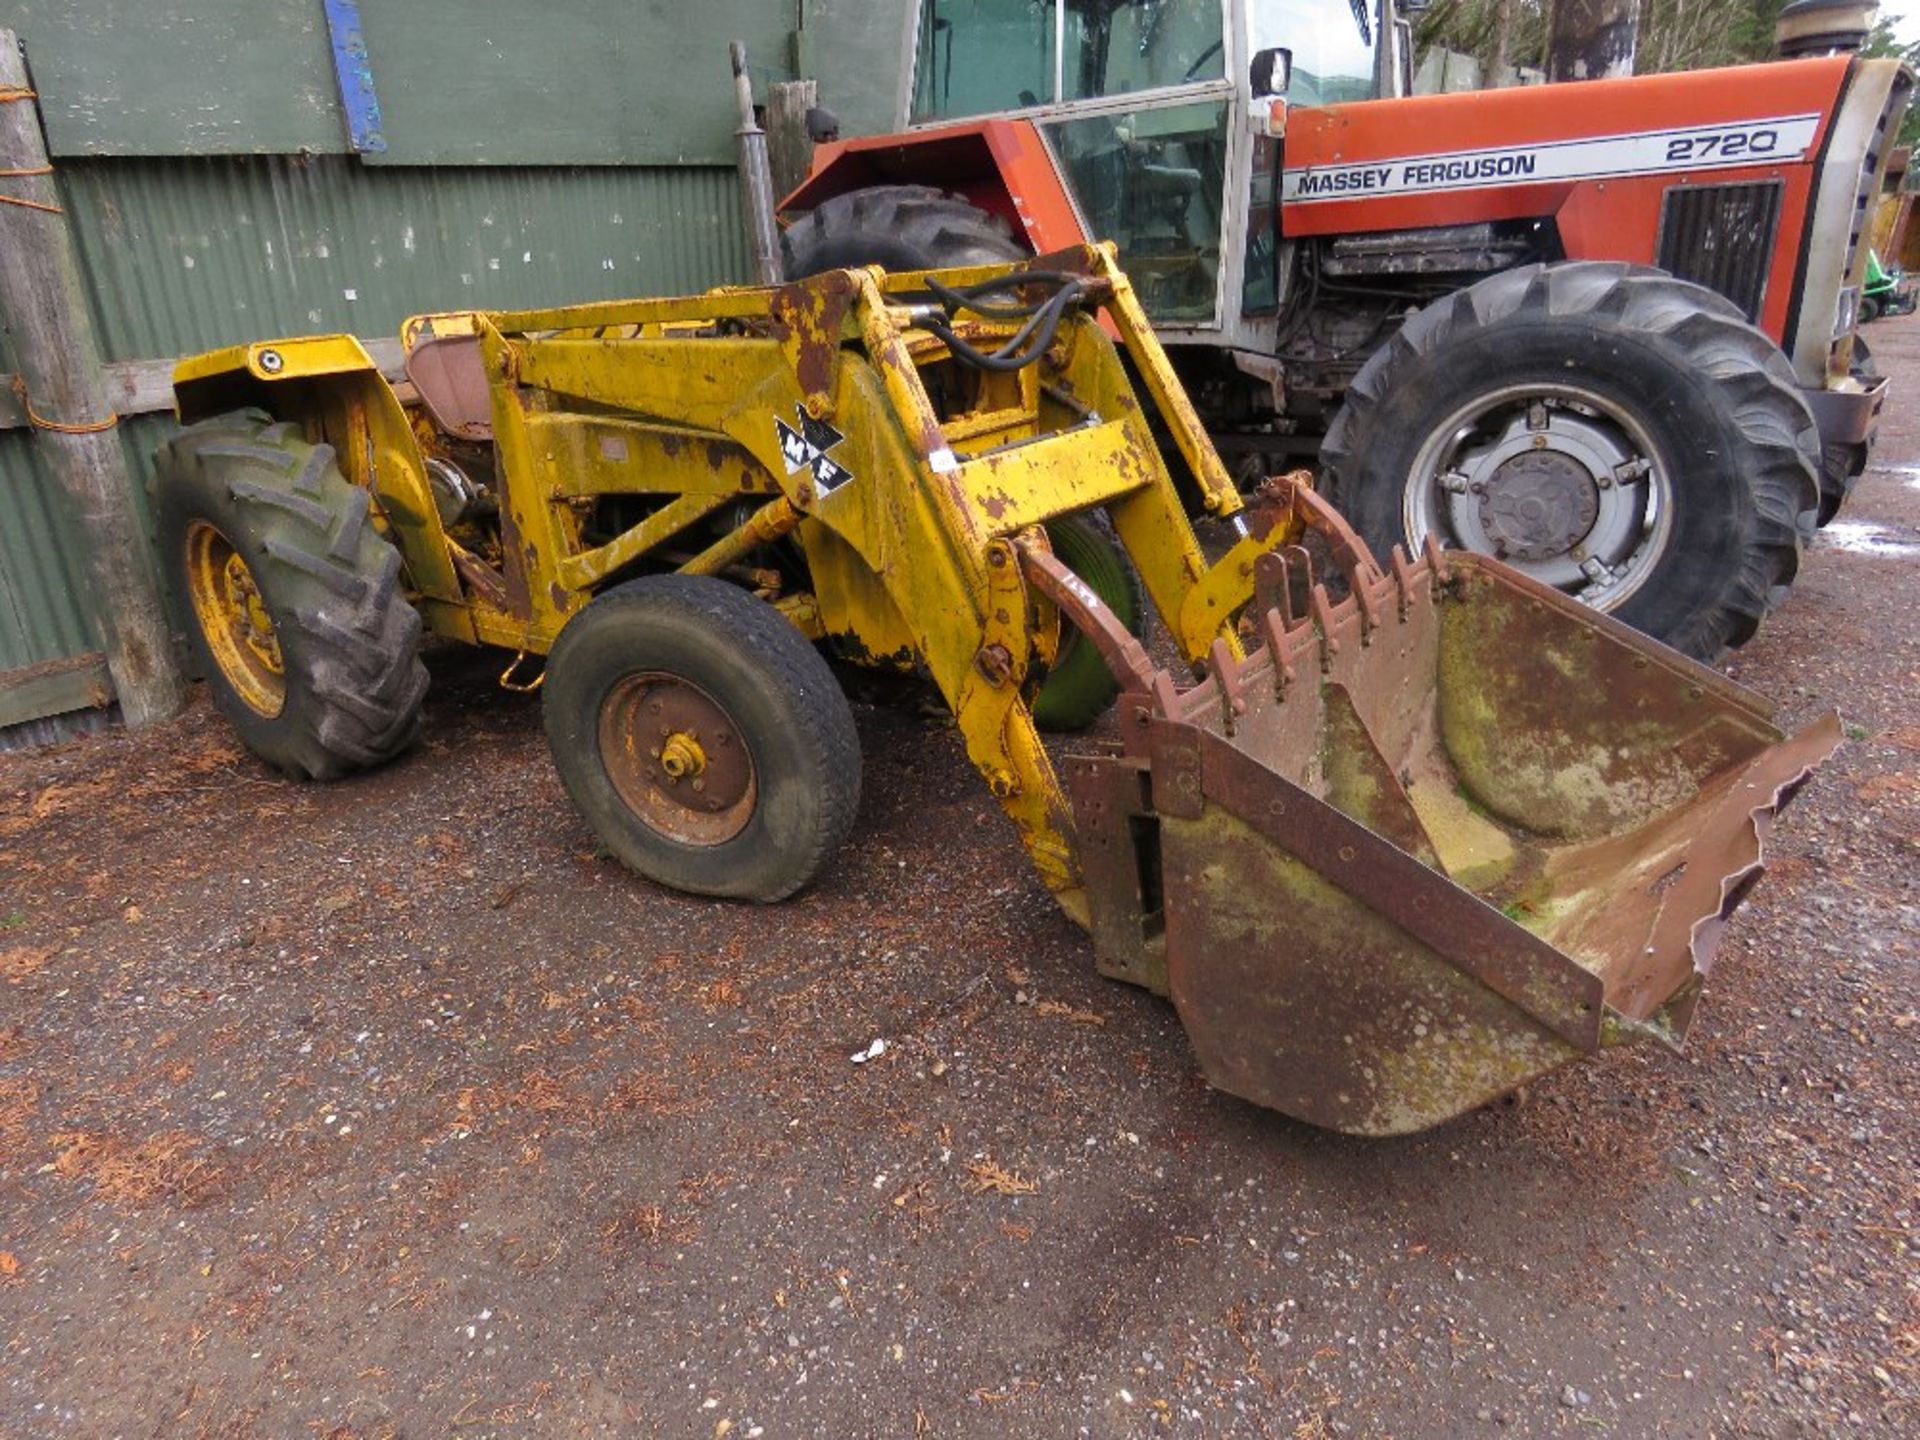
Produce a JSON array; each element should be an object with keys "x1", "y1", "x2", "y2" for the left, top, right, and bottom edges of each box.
[{"x1": 922, "y1": 271, "x2": 1087, "y2": 373}]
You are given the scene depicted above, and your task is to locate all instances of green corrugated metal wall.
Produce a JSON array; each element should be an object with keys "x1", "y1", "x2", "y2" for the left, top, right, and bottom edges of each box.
[
  {"x1": 0, "y1": 155, "x2": 747, "y2": 699},
  {"x1": 5, "y1": 1, "x2": 912, "y2": 164},
  {"x1": 63, "y1": 157, "x2": 748, "y2": 355}
]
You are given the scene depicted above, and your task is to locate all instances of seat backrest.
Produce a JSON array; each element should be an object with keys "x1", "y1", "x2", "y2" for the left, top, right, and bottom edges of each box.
[{"x1": 405, "y1": 334, "x2": 493, "y2": 440}]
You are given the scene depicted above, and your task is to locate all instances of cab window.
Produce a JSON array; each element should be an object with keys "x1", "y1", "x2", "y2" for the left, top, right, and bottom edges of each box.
[
  {"x1": 1063, "y1": 0, "x2": 1225, "y2": 102},
  {"x1": 912, "y1": 0, "x2": 1058, "y2": 121},
  {"x1": 913, "y1": 0, "x2": 1228, "y2": 122}
]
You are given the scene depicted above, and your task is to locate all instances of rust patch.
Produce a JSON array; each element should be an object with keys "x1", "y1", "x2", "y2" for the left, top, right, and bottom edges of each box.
[
  {"x1": 495, "y1": 500, "x2": 534, "y2": 619},
  {"x1": 449, "y1": 546, "x2": 510, "y2": 611},
  {"x1": 771, "y1": 270, "x2": 857, "y2": 405}
]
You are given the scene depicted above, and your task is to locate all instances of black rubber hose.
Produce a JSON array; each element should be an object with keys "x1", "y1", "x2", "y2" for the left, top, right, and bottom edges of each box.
[{"x1": 922, "y1": 272, "x2": 1086, "y2": 372}]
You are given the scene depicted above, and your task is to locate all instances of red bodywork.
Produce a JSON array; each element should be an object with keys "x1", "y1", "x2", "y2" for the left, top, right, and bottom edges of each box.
[{"x1": 788, "y1": 56, "x2": 1857, "y2": 348}]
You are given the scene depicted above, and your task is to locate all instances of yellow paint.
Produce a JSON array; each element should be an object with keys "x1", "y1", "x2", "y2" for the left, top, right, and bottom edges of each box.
[
  {"x1": 172, "y1": 333, "x2": 378, "y2": 387},
  {"x1": 183, "y1": 520, "x2": 285, "y2": 718}
]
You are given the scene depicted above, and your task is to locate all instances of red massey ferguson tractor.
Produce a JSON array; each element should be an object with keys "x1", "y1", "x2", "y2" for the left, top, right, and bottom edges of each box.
[{"x1": 780, "y1": 0, "x2": 1913, "y2": 660}]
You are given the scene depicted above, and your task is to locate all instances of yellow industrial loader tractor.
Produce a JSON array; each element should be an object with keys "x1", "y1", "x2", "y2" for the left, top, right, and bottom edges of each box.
[{"x1": 156, "y1": 246, "x2": 1839, "y2": 1136}]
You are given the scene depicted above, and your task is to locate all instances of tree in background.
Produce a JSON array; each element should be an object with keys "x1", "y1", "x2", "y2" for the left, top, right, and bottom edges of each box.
[
  {"x1": 1416, "y1": 0, "x2": 1912, "y2": 92},
  {"x1": 1862, "y1": 10, "x2": 1920, "y2": 148}
]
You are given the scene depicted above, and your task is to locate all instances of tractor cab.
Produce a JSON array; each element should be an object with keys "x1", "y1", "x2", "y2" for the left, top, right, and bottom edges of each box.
[{"x1": 901, "y1": 1, "x2": 1407, "y2": 327}]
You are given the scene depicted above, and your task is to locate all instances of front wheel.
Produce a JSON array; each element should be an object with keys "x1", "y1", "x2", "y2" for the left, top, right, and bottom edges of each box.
[
  {"x1": 1322, "y1": 263, "x2": 1821, "y2": 661},
  {"x1": 542, "y1": 576, "x2": 862, "y2": 902}
]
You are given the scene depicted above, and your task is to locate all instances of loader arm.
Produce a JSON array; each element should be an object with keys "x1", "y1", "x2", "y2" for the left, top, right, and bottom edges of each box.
[{"x1": 467, "y1": 246, "x2": 1308, "y2": 909}]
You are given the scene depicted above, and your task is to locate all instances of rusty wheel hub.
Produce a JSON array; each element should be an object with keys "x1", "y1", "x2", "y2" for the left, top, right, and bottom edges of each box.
[{"x1": 598, "y1": 673, "x2": 756, "y2": 846}]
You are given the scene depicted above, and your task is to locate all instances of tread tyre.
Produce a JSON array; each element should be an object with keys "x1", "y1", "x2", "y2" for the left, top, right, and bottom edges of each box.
[
  {"x1": 543, "y1": 576, "x2": 862, "y2": 902},
  {"x1": 781, "y1": 185, "x2": 1024, "y2": 277},
  {"x1": 1322, "y1": 262, "x2": 1821, "y2": 660},
  {"x1": 152, "y1": 410, "x2": 428, "y2": 780},
  {"x1": 1031, "y1": 516, "x2": 1148, "y2": 732}
]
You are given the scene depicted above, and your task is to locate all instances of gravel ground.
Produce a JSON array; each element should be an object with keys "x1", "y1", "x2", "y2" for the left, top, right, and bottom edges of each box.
[{"x1": 1, "y1": 318, "x2": 1915, "y2": 1440}]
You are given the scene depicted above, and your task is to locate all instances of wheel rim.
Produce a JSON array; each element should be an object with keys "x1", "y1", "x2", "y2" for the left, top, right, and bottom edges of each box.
[
  {"x1": 1401, "y1": 383, "x2": 1675, "y2": 610},
  {"x1": 185, "y1": 520, "x2": 286, "y2": 718},
  {"x1": 597, "y1": 673, "x2": 757, "y2": 846}
]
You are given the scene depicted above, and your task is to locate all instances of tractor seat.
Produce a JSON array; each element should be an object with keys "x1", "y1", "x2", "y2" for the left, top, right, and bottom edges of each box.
[{"x1": 405, "y1": 334, "x2": 493, "y2": 441}]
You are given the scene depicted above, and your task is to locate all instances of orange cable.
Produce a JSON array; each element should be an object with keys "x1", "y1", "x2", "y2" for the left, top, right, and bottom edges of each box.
[
  {"x1": 7, "y1": 375, "x2": 118, "y2": 435},
  {"x1": 1, "y1": 89, "x2": 63, "y2": 210}
]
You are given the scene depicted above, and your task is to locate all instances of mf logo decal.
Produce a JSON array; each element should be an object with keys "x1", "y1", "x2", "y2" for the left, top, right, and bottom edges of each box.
[
  {"x1": 774, "y1": 405, "x2": 854, "y2": 495},
  {"x1": 1283, "y1": 114, "x2": 1822, "y2": 204}
]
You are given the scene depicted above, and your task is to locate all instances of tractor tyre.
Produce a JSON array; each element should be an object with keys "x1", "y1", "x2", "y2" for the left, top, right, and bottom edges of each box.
[
  {"x1": 152, "y1": 410, "x2": 429, "y2": 780},
  {"x1": 542, "y1": 575, "x2": 862, "y2": 902},
  {"x1": 1322, "y1": 262, "x2": 1821, "y2": 661},
  {"x1": 781, "y1": 185, "x2": 1024, "y2": 277},
  {"x1": 1816, "y1": 338, "x2": 1879, "y2": 526},
  {"x1": 1030, "y1": 515, "x2": 1149, "y2": 732}
]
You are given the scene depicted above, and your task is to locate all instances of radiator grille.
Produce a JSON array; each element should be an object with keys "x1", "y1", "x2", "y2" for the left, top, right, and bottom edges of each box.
[{"x1": 1656, "y1": 181, "x2": 1785, "y2": 322}]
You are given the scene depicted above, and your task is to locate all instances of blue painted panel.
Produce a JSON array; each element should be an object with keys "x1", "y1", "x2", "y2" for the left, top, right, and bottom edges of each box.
[{"x1": 322, "y1": 0, "x2": 387, "y2": 155}]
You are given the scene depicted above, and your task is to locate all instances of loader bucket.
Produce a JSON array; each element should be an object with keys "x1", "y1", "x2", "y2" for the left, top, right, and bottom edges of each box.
[{"x1": 1064, "y1": 500, "x2": 1840, "y2": 1137}]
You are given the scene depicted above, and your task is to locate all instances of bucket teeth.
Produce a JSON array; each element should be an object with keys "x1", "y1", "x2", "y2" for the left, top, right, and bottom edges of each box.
[{"x1": 1068, "y1": 533, "x2": 1840, "y2": 1136}]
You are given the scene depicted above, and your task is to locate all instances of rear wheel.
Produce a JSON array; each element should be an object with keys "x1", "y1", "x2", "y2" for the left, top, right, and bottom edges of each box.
[
  {"x1": 781, "y1": 185, "x2": 1024, "y2": 277},
  {"x1": 542, "y1": 576, "x2": 862, "y2": 901},
  {"x1": 152, "y1": 411, "x2": 428, "y2": 779},
  {"x1": 1323, "y1": 263, "x2": 1821, "y2": 661}
]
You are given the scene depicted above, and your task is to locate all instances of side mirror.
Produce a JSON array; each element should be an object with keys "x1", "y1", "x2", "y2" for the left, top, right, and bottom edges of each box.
[
  {"x1": 1250, "y1": 46, "x2": 1292, "y2": 99},
  {"x1": 805, "y1": 106, "x2": 841, "y2": 144}
]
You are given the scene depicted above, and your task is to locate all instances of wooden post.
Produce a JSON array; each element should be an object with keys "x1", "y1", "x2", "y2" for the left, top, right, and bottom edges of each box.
[
  {"x1": 1547, "y1": 0, "x2": 1638, "y2": 82},
  {"x1": 766, "y1": 79, "x2": 819, "y2": 199},
  {"x1": 0, "y1": 31, "x2": 184, "y2": 728}
]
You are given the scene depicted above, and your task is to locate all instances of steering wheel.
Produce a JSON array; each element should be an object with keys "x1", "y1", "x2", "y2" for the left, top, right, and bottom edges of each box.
[{"x1": 1181, "y1": 38, "x2": 1224, "y2": 84}]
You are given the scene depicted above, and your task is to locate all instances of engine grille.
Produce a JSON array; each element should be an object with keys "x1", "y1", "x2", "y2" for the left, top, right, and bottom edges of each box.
[{"x1": 1655, "y1": 181, "x2": 1785, "y2": 322}]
